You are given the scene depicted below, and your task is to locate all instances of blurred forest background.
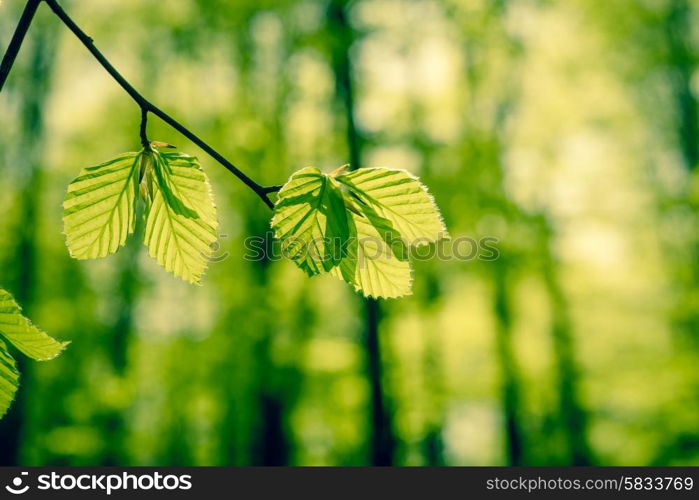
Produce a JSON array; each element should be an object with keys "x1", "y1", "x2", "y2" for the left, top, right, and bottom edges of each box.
[{"x1": 1, "y1": 0, "x2": 699, "y2": 466}]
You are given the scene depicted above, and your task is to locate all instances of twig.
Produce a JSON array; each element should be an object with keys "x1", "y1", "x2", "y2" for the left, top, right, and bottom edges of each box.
[
  {"x1": 139, "y1": 108, "x2": 149, "y2": 149},
  {"x1": 0, "y1": 0, "x2": 41, "y2": 93},
  {"x1": 1, "y1": 0, "x2": 282, "y2": 209}
]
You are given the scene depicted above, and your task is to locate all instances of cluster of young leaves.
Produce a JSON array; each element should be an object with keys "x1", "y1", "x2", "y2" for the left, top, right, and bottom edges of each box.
[
  {"x1": 2, "y1": 156, "x2": 445, "y2": 418},
  {"x1": 3, "y1": 143, "x2": 219, "y2": 418},
  {"x1": 0, "y1": 289, "x2": 68, "y2": 417},
  {"x1": 63, "y1": 145, "x2": 219, "y2": 284},
  {"x1": 271, "y1": 166, "x2": 448, "y2": 298}
]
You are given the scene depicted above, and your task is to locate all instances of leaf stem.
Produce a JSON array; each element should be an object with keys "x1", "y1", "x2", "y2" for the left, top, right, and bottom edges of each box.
[
  {"x1": 1, "y1": 0, "x2": 283, "y2": 209},
  {"x1": 139, "y1": 108, "x2": 149, "y2": 149}
]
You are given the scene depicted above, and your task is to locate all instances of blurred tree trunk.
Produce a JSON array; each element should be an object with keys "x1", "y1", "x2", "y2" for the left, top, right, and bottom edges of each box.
[
  {"x1": 327, "y1": 0, "x2": 397, "y2": 465},
  {"x1": 538, "y1": 218, "x2": 593, "y2": 465},
  {"x1": 457, "y1": 0, "x2": 529, "y2": 465},
  {"x1": 666, "y1": 0, "x2": 698, "y2": 173},
  {"x1": 490, "y1": 258, "x2": 524, "y2": 465},
  {"x1": 421, "y1": 295, "x2": 446, "y2": 466},
  {"x1": 653, "y1": 0, "x2": 699, "y2": 462},
  {"x1": 412, "y1": 137, "x2": 447, "y2": 465},
  {"x1": 251, "y1": 258, "x2": 291, "y2": 466},
  {"x1": 0, "y1": 16, "x2": 57, "y2": 465},
  {"x1": 664, "y1": 0, "x2": 699, "y2": 337},
  {"x1": 244, "y1": 222, "x2": 300, "y2": 466}
]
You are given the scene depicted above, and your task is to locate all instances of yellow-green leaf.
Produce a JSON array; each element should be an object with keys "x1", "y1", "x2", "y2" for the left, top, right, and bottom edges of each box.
[
  {"x1": 330, "y1": 206, "x2": 412, "y2": 299},
  {"x1": 63, "y1": 152, "x2": 141, "y2": 259},
  {"x1": 336, "y1": 167, "x2": 448, "y2": 245},
  {"x1": 0, "y1": 289, "x2": 69, "y2": 361},
  {"x1": 0, "y1": 339, "x2": 18, "y2": 418},
  {"x1": 144, "y1": 150, "x2": 218, "y2": 284},
  {"x1": 271, "y1": 167, "x2": 350, "y2": 276}
]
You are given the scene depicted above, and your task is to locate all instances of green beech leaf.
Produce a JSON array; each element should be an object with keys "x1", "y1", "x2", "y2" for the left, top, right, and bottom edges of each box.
[
  {"x1": 0, "y1": 289, "x2": 69, "y2": 361},
  {"x1": 272, "y1": 166, "x2": 446, "y2": 298},
  {"x1": 144, "y1": 150, "x2": 218, "y2": 285},
  {"x1": 330, "y1": 204, "x2": 412, "y2": 298},
  {"x1": 63, "y1": 152, "x2": 141, "y2": 259},
  {"x1": 0, "y1": 339, "x2": 19, "y2": 419},
  {"x1": 0, "y1": 289, "x2": 67, "y2": 420},
  {"x1": 271, "y1": 167, "x2": 350, "y2": 276},
  {"x1": 335, "y1": 167, "x2": 448, "y2": 245}
]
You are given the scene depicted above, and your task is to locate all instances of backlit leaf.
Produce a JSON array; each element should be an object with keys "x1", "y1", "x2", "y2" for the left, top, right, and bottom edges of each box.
[
  {"x1": 0, "y1": 289, "x2": 69, "y2": 361},
  {"x1": 0, "y1": 339, "x2": 18, "y2": 419},
  {"x1": 330, "y1": 204, "x2": 412, "y2": 298},
  {"x1": 63, "y1": 152, "x2": 140, "y2": 259},
  {"x1": 335, "y1": 167, "x2": 448, "y2": 245},
  {"x1": 0, "y1": 288, "x2": 67, "y2": 420},
  {"x1": 271, "y1": 167, "x2": 350, "y2": 276},
  {"x1": 144, "y1": 150, "x2": 218, "y2": 284}
]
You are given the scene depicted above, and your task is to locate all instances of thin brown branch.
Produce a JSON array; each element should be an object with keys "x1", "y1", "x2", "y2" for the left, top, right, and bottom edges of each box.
[
  {"x1": 1, "y1": 0, "x2": 283, "y2": 208},
  {"x1": 0, "y1": 0, "x2": 42, "y2": 92}
]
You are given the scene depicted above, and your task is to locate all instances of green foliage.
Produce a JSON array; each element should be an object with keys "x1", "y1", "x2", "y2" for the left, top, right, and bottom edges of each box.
[
  {"x1": 330, "y1": 205, "x2": 413, "y2": 298},
  {"x1": 272, "y1": 166, "x2": 447, "y2": 298},
  {"x1": 64, "y1": 146, "x2": 219, "y2": 284},
  {"x1": 0, "y1": 290, "x2": 69, "y2": 360},
  {"x1": 63, "y1": 152, "x2": 140, "y2": 259},
  {"x1": 335, "y1": 167, "x2": 448, "y2": 245},
  {"x1": 0, "y1": 339, "x2": 19, "y2": 419},
  {"x1": 270, "y1": 167, "x2": 350, "y2": 275},
  {"x1": 144, "y1": 151, "x2": 219, "y2": 284},
  {"x1": 0, "y1": 289, "x2": 67, "y2": 418}
]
